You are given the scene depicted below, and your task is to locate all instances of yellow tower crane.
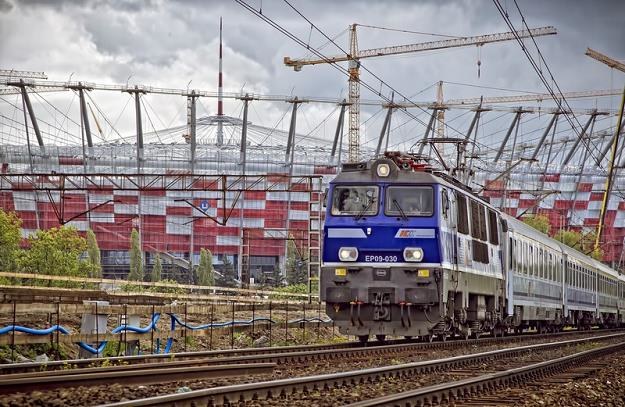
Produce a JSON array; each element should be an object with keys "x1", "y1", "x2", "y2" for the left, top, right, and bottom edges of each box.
[
  {"x1": 588, "y1": 48, "x2": 625, "y2": 254},
  {"x1": 284, "y1": 25, "x2": 557, "y2": 162}
]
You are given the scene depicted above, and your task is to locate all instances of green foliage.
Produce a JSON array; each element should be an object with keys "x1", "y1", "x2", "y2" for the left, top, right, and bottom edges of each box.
[
  {"x1": 197, "y1": 248, "x2": 214, "y2": 286},
  {"x1": 151, "y1": 253, "x2": 162, "y2": 282},
  {"x1": 286, "y1": 240, "x2": 307, "y2": 285},
  {"x1": 554, "y1": 229, "x2": 582, "y2": 250},
  {"x1": 148, "y1": 278, "x2": 185, "y2": 294},
  {"x1": 273, "y1": 283, "x2": 308, "y2": 295},
  {"x1": 120, "y1": 282, "x2": 144, "y2": 292},
  {"x1": 522, "y1": 214, "x2": 550, "y2": 235},
  {"x1": 269, "y1": 282, "x2": 317, "y2": 300},
  {"x1": 18, "y1": 226, "x2": 90, "y2": 285},
  {"x1": 128, "y1": 229, "x2": 143, "y2": 281},
  {"x1": 86, "y1": 229, "x2": 102, "y2": 278},
  {"x1": 216, "y1": 255, "x2": 238, "y2": 287},
  {"x1": 554, "y1": 229, "x2": 604, "y2": 261},
  {"x1": 0, "y1": 209, "x2": 22, "y2": 272},
  {"x1": 268, "y1": 265, "x2": 285, "y2": 287}
]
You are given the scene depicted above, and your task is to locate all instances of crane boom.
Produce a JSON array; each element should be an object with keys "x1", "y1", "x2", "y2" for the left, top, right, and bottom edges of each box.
[
  {"x1": 284, "y1": 25, "x2": 557, "y2": 162},
  {"x1": 284, "y1": 26, "x2": 556, "y2": 69},
  {"x1": 444, "y1": 88, "x2": 620, "y2": 106},
  {"x1": 586, "y1": 48, "x2": 625, "y2": 73}
]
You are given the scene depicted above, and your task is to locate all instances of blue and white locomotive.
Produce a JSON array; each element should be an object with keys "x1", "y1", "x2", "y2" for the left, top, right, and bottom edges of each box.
[{"x1": 320, "y1": 152, "x2": 625, "y2": 342}]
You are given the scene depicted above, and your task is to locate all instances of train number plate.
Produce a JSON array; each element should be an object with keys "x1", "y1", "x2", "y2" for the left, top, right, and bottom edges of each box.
[{"x1": 364, "y1": 255, "x2": 398, "y2": 262}]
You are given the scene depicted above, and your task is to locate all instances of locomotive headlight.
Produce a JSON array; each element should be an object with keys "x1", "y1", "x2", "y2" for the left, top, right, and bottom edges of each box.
[
  {"x1": 404, "y1": 247, "x2": 424, "y2": 262},
  {"x1": 338, "y1": 247, "x2": 358, "y2": 262},
  {"x1": 376, "y1": 163, "x2": 390, "y2": 177}
]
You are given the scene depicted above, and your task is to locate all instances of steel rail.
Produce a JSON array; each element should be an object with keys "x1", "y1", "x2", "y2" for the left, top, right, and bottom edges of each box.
[
  {"x1": 0, "y1": 363, "x2": 275, "y2": 395},
  {"x1": 3, "y1": 327, "x2": 620, "y2": 376},
  {"x1": 100, "y1": 332, "x2": 625, "y2": 406},
  {"x1": 345, "y1": 340, "x2": 625, "y2": 407},
  {"x1": 3, "y1": 327, "x2": 616, "y2": 376}
]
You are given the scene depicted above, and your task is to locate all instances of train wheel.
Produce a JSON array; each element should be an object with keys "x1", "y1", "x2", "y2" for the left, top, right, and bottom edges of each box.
[
  {"x1": 375, "y1": 334, "x2": 386, "y2": 342},
  {"x1": 358, "y1": 335, "x2": 369, "y2": 344}
]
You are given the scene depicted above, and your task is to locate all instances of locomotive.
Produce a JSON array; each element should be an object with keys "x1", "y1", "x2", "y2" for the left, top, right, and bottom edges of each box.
[{"x1": 320, "y1": 152, "x2": 625, "y2": 342}]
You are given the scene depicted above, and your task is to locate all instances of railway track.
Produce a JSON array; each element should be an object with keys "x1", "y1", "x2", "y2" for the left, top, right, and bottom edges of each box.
[
  {"x1": 99, "y1": 332, "x2": 625, "y2": 406},
  {"x1": 2, "y1": 327, "x2": 617, "y2": 376},
  {"x1": 0, "y1": 363, "x2": 275, "y2": 395},
  {"x1": 346, "y1": 341, "x2": 624, "y2": 407}
]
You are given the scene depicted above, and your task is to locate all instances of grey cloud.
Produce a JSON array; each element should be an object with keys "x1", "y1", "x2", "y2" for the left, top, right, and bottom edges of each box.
[{"x1": 0, "y1": 0, "x2": 13, "y2": 12}]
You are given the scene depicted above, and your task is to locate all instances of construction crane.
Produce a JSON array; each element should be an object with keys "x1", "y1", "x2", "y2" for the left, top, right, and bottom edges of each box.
[
  {"x1": 0, "y1": 69, "x2": 47, "y2": 79},
  {"x1": 284, "y1": 25, "x2": 557, "y2": 162},
  {"x1": 586, "y1": 48, "x2": 625, "y2": 73},
  {"x1": 444, "y1": 88, "x2": 620, "y2": 106},
  {"x1": 587, "y1": 47, "x2": 625, "y2": 254}
]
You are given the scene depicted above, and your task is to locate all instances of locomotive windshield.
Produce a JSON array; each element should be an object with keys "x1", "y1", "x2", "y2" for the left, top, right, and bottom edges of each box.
[
  {"x1": 385, "y1": 186, "x2": 433, "y2": 216},
  {"x1": 331, "y1": 185, "x2": 379, "y2": 216}
]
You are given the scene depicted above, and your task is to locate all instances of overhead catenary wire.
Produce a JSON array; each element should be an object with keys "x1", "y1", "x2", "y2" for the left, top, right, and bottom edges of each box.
[
  {"x1": 278, "y1": 0, "x2": 469, "y2": 138},
  {"x1": 234, "y1": 0, "x2": 469, "y2": 154},
  {"x1": 492, "y1": 0, "x2": 606, "y2": 170}
]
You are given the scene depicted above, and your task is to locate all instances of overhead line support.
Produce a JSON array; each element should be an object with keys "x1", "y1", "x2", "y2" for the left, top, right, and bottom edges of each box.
[{"x1": 123, "y1": 86, "x2": 147, "y2": 173}]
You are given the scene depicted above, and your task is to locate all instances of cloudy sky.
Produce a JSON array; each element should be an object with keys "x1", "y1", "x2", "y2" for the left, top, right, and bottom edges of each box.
[{"x1": 1, "y1": 0, "x2": 624, "y2": 152}]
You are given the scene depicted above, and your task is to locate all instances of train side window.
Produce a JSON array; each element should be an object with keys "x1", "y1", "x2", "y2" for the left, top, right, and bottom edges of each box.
[
  {"x1": 549, "y1": 253, "x2": 554, "y2": 281},
  {"x1": 510, "y1": 238, "x2": 515, "y2": 270},
  {"x1": 488, "y1": 210, "x2": 499, "y2": 245},
  {"x1": 470, "y1": 200, "x2": 479, "y2": 239},
  {"x1": 441, "y1": 189, "x2": 449, "y2": 219},
  {"x1": 566, "y1": 261, "x2": 570, "y2": 284},
  {"x1": 524, "y1": 244, "x2": 528, "y2": 276},
  {"x1": 539, "y1": 249, "x2": 544, "y2": 279},
  {"x1": 530, "y1": 244, "x2": 536, "y2": 276},
  {"x1": 457, "y1": 194, "x2": 469, "y2": 234},
  {"x1": 479, "y1": 205, "x2": 488, "y2": 242}
]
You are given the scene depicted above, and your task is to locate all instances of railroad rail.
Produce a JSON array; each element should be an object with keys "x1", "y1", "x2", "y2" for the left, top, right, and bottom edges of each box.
[
  {"x1": 0, "y1": 363, "x2": 275, "y2": 395},
  {"x1": 3, "y1": 328, "x2": 618, "y2": 376},
  {"x1": 345, "y1": 341, "x2": 625, "y2": 407},
  {"x1": 100, "y1": 332, "x2": 625, "y2": 406}
]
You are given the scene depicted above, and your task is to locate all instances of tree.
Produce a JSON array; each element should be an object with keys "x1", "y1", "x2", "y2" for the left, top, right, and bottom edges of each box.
[
  {"x1": 86, "y1": 229, "x2": 102, "y2": 278},
  {"x1": 0, "y1": 209, "x2": 22, "y2": 272},
  {"x1": 286, "y1": 240, "x2": 307, "y2": 285},
  {"x1": 19, "y1": 226, "x2": 89, "y2": 281},
  {"x1": 554, "y1": 228, "x2": 604, "y2": 261},
  {"x1": 216, "y1": 255, "x2": 238, "y2": 287},
  {"x1": 269, "y1": 265, "x2": 285, "y2": 287},
  {"x1": 197, "y1": 248, "x2": 214, "y2": 286},
  {"x1": 128, "y1": 228, "x2": 143, "y2": 281},
  {"x1": 522, "y1": 214, "x2": 550, "y2": 235},
  {"x1": 151, "y1": 253, "x2": 162, "y2": 282}
]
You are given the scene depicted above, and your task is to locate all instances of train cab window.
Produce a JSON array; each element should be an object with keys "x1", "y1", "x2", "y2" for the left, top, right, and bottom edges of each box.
[
  {"x1": 331, "y1": 185, "x2": 379, "y2": 216},
  {"x1": 457, "y1": 194, "x2": 469, "y2": 234},
  {"x1": 385, "y1": 186, "x2": 433, "y2": 217},
  {"x1": 488, "y1": 209, "x2": 499, "y2": 245}
]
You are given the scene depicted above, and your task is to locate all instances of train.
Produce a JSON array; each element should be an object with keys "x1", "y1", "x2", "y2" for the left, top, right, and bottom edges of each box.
[{"x1": 319, "y1": 152, "x2": 625, "y2": 342}]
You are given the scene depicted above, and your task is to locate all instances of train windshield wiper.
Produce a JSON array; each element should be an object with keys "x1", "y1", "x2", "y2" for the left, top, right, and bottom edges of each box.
[
  {"x1": 355, "y1": 198, "x2": 375, "y2": 220},
  {"x1": 393, "y1": 199, "x2": 408, "y2": 221}
]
